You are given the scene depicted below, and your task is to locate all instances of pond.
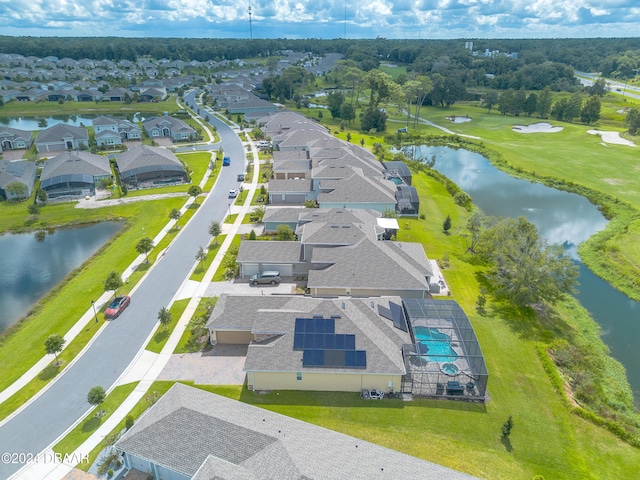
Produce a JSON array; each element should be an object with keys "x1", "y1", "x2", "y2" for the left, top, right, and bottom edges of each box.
[
  {"x1": 0, "y1": 222, "x2": 122, "y2": 334},
  {"x1": 418, "y1": 145, "x2": 640, "y2": 401},
  {"x1": 0, "y1": 113, "x2": 146, "y2": 131}
]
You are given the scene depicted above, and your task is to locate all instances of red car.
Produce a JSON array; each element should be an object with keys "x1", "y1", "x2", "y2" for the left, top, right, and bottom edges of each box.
[{"x1": 104, "y1": 296, "x2": 131, "y2": 319}]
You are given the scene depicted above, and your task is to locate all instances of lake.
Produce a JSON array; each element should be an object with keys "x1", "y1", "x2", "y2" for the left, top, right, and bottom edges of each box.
[
  {"x1": 419, "y1": 145, "x2": 640, "y2": 401},
  {"x1": 0, "y1": 222, "x2": 122, "y2": 333},
  {"x1": 0, "y1": 114, "x2": 145, "y2": 131}
]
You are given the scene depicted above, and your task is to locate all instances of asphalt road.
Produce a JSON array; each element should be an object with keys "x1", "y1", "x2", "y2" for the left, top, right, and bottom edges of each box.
[{"x1": 0, "y1": 90, "x2": 245, "y2": 478}]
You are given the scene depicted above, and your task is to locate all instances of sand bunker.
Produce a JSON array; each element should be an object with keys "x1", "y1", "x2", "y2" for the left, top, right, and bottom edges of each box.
[
  {"x1": 446, "y1": 116, "x2": 471, "y2": 124},
  {"x1": 512, "y1": 122, "x2": 563, "y2": 133},
  {"x1": 587, "y1": 130, "x2": 636, "y2": 147}
]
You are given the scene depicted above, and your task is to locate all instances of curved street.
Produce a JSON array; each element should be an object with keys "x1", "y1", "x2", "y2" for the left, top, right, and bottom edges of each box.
[{"x1": 0, "y1": 91, "x2": 245, "y2": 479}]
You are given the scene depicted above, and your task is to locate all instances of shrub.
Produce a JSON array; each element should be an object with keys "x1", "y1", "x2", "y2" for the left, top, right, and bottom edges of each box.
[{"x1": 125, "y1": 415, "x2": 134, "y2": 430}]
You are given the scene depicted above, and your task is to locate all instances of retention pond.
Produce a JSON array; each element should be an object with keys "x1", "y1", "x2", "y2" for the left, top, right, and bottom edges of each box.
[{"x1": 421, "y1": 145, "x2": 640, "y2": 402}]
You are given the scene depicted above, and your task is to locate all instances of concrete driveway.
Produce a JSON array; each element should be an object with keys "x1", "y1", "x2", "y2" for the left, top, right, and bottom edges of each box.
[{"x1": 157, "y1": 345, "x2": 248, "y2": 385}]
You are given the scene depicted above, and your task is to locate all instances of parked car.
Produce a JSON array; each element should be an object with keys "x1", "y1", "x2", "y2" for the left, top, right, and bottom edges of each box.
[
  {"x1": 104, "y1": 295, "x2": 131, "y2": 319},
  {"x1": 250, "y1": 271, "x2": 281, "y2": 285},
  {"x1": 229, "y1": 188, "x2": 239, "y2": 198},
  {"x1": 237, "y1": 173, "x2": 245, "y2": 181},
  {"x1": 223, "y1": 156, "x2": 231, "y2": 166}
]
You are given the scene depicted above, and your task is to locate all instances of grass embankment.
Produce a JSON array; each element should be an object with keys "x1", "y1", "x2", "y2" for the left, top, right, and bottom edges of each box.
[
  {"x1": 0, "y1": 197, "x2": 184, "y2": 399},
  {"x1": 0, "y1": 98, "x2": 179, "y2": 117},
  {"x1": 53, "y1": 382, "x2": 139, "y2": 457},
  {"x1": 144, "y1": 299, "x2": 190, "y2": 354},
  {"x1": 190, "y1": 236, "x2": 226, "y2": 282}
]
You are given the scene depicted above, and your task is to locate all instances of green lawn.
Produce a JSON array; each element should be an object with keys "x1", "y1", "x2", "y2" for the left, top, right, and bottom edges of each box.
[
  {"x1": 211, "y1": 235, "x2": 241, "y2": 282},
  {"x1": 53, "y1": 382, "x2": 138, "y2": 457},
  {"x1": 190, "y1": 237, "x2": 226, "y2": 282},
  {"x1": 0, "y1": 98, "x2": 179, "y2": 118},
  {"x1": 144, "y1": 299, "x2": 190, "y2": 354},
  {"x1": 174, "y1": 297, "x2": 217, "y2": 354}
]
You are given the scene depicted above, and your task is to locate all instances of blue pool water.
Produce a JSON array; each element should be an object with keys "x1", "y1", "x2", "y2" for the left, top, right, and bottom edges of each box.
[{"x1": 414, "y1": 326, "x2": 458, "y2": 363}]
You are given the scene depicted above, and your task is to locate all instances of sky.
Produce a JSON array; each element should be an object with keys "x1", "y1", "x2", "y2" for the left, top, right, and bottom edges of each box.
[{"x1": 0, "y1": 0, "x2": 639, "y2": 39}]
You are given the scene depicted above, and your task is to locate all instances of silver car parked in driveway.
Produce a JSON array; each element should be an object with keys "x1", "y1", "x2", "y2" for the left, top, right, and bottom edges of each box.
[{"x1": 250, "y1": 271, "x2": 281, "y2": 285}]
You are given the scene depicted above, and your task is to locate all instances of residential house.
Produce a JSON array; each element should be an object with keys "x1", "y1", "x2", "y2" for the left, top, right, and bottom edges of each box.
[
  {"x1": 35, "y1": 123, "x2": 89, "y2": 153},
  {"x1": 116, "y1": 145, "x2": 187, "y2": 190},
  {"x1": 92, "y1": 116, "x2": 142, "y2": 147},
  {"x1": 207, "y1": 295, "x2": 413, "y2": 393},
  {"x1": 317, "y1": 173, "x2": 397, "y2": 212},
  {"x1": 0, "y1": 127, "x2": 34, "y2": 152},
  {"x1": 142, "y1": 115, "x2": 197, "y2": 142},
  {"x1": 0, "y1": 160, "x2": 37, "y2": 200},
  {"x1": 40, "y1": 151, "x2": 111, "y2": 199},
  {"x1": 115, "y1": 383, "x2": 477, "y2": 480}
]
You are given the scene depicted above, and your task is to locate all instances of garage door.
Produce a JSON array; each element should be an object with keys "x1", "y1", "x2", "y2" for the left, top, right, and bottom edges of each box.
[
  {"x1": 242, "y1": 263, "x2": 259, "y2": 276},
  {"x1": 285, "y1": 193, "x2": 306, "y2": 203},
  {"x1": 262, "y1": 264, "x2": 293, "y2": 276}
]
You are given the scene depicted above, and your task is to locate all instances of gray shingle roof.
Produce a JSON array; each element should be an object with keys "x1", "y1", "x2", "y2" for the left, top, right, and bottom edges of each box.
[
  {"x1": 0, "y1": 160, "x2": 36, "y2": 190},
  {"x1": 308, "y1": 238, "x2": 431, "y2": 292},
  {"x1": 318, "y1": 173, "x2": 396, "y2": 204},
  {"x1": 236, "y1": 241, "x2": 303, "y2": 263},
  {"x1": 35, "y1": 123, "x2": 88, "y2": 143},
  {"x1": 40, "y1": 151, "x2": 110, "y2": 182},
  {"x1": 116, "y1": 382, "x2": 477, "y2": 480},
  {"x1": 262, "y1": 207, "x2": 306, "y2": 224},
  {"x1": 267, "y1": 178, "x2": 311, "y2": 193},
  {"x1": 116, "y1": 145, "x2": 184, "y2": 174}
]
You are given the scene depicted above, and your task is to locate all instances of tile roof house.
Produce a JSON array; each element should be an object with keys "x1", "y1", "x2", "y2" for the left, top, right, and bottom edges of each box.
[
  {"x1": 116, "y1": 145, "x2": 188, "y2": 190},
  {"x1": 40, "y1": 151, "x2": 111, "y2": 199},
  {"x1": 35, "y1": 123, "x2": 89, "y2": 154},
  {"x1": 142, "y1": 115, "x2": 197, "y2": 142},
  {"x1": 0, "y1": 160, "x2": 37, "y2": 200},
  {"x1": 207, "y1": 294, "x2": 415, "y2": 393},
  {"x1": 0, "y1": 126, "x2": 34, "y2": 152},
  {"x1": 115, "y1": 383, "x2": 477, "y2": 480}
]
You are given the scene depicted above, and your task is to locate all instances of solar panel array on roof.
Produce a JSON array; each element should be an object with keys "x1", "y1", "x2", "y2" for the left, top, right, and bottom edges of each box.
[
  {"x1": 294, "y1": 317, "x2": 366, "y2": 369},
  {"x1": 389, "y1": 302, "x2": 408, "y2": 332}
]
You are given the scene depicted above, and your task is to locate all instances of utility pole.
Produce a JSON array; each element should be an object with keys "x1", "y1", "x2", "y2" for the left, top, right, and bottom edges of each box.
[{"x1": 248, "y1": 1, "x2": 253, "y2": 40}]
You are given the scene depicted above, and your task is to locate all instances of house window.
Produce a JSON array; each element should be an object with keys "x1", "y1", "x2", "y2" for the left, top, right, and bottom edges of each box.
[{"x1": 296, "y1": 372, "x2": 302, "y2": 381}]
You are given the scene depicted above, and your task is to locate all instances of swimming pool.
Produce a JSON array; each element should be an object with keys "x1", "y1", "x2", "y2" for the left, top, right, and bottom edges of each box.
[{"x1": 414, "y1": 326, "x2": 458, "y2": 363}]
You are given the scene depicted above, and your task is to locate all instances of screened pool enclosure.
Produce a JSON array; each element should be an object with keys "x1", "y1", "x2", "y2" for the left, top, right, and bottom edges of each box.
[{"x1": 401, "y1": 298, "x2": 488, "y2": 401}]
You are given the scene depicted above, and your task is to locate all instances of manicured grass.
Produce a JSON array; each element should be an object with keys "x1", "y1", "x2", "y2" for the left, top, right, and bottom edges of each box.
[
  {"x1": 224, "y1": 213, "x2": 238, "y2": 223},
  {"x1": 0, "y1": 98, "x2": 179, "y2": 117},
  {"x1": 0, "y1": 197, "x2": 185, "y2": 394},
  {"x1": 144, "y1": 299, "x2": 190, "y2": 354},
  {"x1": 53, "y1": 382, "x2": 138, "y2": 457},
  {"x1": 211, "y1": 235, "x2": 241, "y2": 282},
  {"x1": 190, "y1": 237, "x2": 226, "y2": 282},
  {"x1": 174, "y1": 297, "x2": 217, "y2": 354}
]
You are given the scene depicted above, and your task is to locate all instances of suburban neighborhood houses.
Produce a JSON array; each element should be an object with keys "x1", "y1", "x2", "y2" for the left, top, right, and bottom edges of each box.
[{"x1": 0, "y1": 49, "x2": 486, "y2": 480}]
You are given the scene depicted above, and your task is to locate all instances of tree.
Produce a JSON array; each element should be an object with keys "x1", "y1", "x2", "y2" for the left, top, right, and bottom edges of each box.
[
  {"x1": 536, "y1": 86, "x2": 553, "y2": 118},
  {"x1": 482, "y1": 90, "x2": 499, "y2": 113},
  {"x1": 502, "y1": 415, "x2": 514, "y2": 438},
  {"x1": 461, "y1": 212, "x2": 487, "y2": 253},
  {"x1": 443, "y1": 215, "x2": 452, "y2": 233},
  {"x1": 104, "y1": 271, "x2": 123, "y2": 297},
  {"x1": 588, "y1": 77, "x2": 608, "y2": 96},
  {"x1": 248, "y1": 229, "x2": 257, "y2": 240},
  {"x1": 169, "y1": 208, "x2": 181, "y2": 222},
  {"x1": 523, "y1": 93, "x2": 538, "y2": 116},
  {"x1": 580, "y1": 95, "x2": 601, "y2": 124},
  {"x1": 249, "y1": 205, "x2": 266, "y2": 223},
  {"x1": 27, "y1": 203, "x2": 40, "y2": 218},
  {"x1": 276, "y1": 224, "x2": 295, "y2": 241},
  {"x1": 382, "y1": 207, "x2": 398, "y2": 218},
  {"x1": 498, "y1": 89, "x2": 515, "y2": 116},
  {"x1": 36, "y1": 188, "x2": 48, "y2": 204},
  {"x1": 188, "y1": 185, "x2": 203, "y2": 205},
  {"x1": 38, "y1": 118, "x2": 48, "y2": 129},
  {"x1": 195, "y1": 245, "x2": 207, "y2": 262},
  {"x1": 340, "y1": 104, "x2": 356, "y2": 123},
  {"x1": 87, "y1": 386, "x2": 106, "y2": 416},
  {"x1": 136, "y1": 237, "x2": 154, "y2": 263},
  {"x1": 626, "y1": 108, "x2": 640, "y2": 135},
  {"x1": 5, "y1": 181, "x2": 28, "y2": 200},
  {"x1": 44, "y1": 334, "x2": 65, "y2": 366},
  {"x1": 360, "y1": 107, "x2": 387, "y2": 132},
  {"x1": 326, "y1": 91, "x2": 345, "y2": 118},
  {"x1": 209, "y1": 221, "x2": 222, "y2": 244},
  {"x1": 157, "y1": 306, "x2": 172, "y2": 331},
  {"x1": 477, "y1": 216, "x2": 578, "y2": 308}
]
